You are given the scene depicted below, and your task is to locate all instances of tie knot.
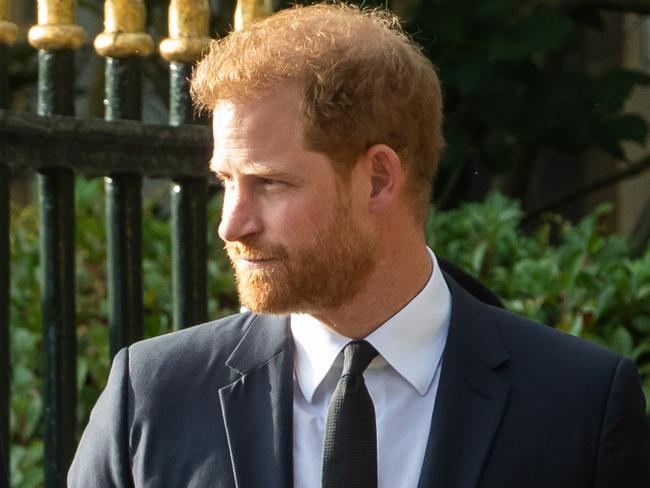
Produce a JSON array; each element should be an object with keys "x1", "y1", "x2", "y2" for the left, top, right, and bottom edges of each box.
[{"x1": 342, "y1": 340, "x2": 378, "y2": 376}]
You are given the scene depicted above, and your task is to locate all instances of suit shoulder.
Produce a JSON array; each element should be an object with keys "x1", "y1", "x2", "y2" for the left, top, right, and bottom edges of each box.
[
  {"x1": 446, "y1": 273, "x2": 621, "y2": 374},
  {"x1": 481, "y1": 305, "x2": 627, "y2": 398},
  {"x1": 447, "y1": 273, "x2": 622, "y2": 374},
  {"x1": 490, "y1": 305, "x2": 619, "y2": 366},
  {"x1": 125, "y1": 312, "x2": 255, "y2": 386},
  {"x1": 131, "y1": 312, "x2": 252, "y2": 355}
]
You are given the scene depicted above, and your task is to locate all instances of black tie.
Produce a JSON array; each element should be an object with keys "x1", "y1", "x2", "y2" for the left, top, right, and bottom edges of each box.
[{"x1": 322, "y1": 340, "x2": 379, "y2": 488}]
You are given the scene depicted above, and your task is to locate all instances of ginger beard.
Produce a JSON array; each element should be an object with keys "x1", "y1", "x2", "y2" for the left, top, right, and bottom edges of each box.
[{"x1": 225, "y1": 199, "x2": 378, "y2": 315}]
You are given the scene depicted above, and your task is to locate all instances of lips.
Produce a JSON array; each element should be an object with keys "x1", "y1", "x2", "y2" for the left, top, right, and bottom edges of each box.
[{"x1": 237, "y1": 257, "x2": 277, "y2": 270}]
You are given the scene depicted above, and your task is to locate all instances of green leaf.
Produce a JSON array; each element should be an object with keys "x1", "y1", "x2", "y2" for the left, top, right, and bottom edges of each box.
[
  {"x1": 471, "y1": 241, "x2": 489, "y2": 275},
  {"x1": 632, "y1": 317, "x2": 650, "y2": 335},
  {"x1": 632, "y1": 342, "x2": 650, "y2": 361},
  {"x1": 10, "y1": 440, "x2": 44, "y2": 488},
  {"x1": 568, "y1": 314, "x2": 583, "y2": 337},
  {"x1": 610, "y1": 327, "x2": 634, "y2": 358},
  {"x1": 636, "y1": 285, "x2": 650, "y2": 301}
]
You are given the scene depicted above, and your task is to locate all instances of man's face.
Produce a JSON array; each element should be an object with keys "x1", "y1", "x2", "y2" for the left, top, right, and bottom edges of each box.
[{"x1": 211, "y1": 88, "x2": 378, "y2": 315}]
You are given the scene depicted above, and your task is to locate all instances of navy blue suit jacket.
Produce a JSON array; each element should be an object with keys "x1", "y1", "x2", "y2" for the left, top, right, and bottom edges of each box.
[{"x1": 68, "y1": 275, "x2": 650, "y2": 487}]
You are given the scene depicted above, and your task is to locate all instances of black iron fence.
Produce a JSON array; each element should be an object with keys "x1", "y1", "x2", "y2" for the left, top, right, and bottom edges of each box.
[{"x1": 0, "y1": 0, "x2": 271, "y2": 485}]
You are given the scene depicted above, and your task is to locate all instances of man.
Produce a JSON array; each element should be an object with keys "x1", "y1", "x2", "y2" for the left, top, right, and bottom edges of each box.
[{"x1": 68, "y1": 4, "x2": 650, "y2": 487}]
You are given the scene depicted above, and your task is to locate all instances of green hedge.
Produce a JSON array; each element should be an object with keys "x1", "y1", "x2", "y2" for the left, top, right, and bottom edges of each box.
[{"x1": 8, "y1": 179, "x2": 650, "y2": 485}]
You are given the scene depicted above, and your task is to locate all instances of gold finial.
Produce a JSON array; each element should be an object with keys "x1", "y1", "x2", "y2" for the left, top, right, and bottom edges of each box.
[
  {"x1": 234, "y1": 0, "x2": 273, "y2": 31},
  {"x1": 94, "y1": 0, "x2": 154, "y2": 58},
  {"x1": 159, "y1": 0, "x2": 211, "y2": 62},
  {"x1": 27, "y1": 0, "x2": 87, "y2": 50},
  {"x1": 0, "y1": 0, "x2": 18, "y2": 45}
]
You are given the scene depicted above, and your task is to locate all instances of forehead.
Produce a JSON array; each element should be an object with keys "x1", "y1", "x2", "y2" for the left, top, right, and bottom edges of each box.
[{"x1": 210, "y1": 89, "x2": 304, "y2": 172}]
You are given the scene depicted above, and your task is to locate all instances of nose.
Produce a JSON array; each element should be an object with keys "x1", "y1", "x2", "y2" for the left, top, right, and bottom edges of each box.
[{"x1": 218, "y1": 185, "x2": 263, "y2": 243}]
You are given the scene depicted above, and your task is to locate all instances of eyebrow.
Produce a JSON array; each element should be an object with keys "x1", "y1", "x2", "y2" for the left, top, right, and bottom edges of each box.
[{"x1": 210, "y1": 158, "x2": 296, "y2": 181}]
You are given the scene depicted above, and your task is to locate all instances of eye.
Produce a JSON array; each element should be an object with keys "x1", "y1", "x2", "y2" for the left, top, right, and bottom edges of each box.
[
  {"x1": 260, "y1": 177, "x2": 277, "y2": 186},
  {"x1": 256, "y1": 176, "x2": 287, "y2": 190}
]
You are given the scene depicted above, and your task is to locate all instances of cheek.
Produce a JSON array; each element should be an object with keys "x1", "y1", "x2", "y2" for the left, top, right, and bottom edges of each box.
[{"x1": 276, "y1": 200, "x2": 334, "y2": 238}]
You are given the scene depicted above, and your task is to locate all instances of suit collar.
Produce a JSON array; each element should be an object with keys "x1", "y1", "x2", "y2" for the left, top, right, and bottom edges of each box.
[
  {"x1": 220, "y1": 314, "x2": 294, "y2": 488},
  {"x1": 419, "y1": 274, "x2": 511, "y2": 488},
  {"x1": 443, "y1": 273, "x2": 509, "y2": 370},
  {"x1": 225, "y1": 313, "x2": 292, "y2": 375}
]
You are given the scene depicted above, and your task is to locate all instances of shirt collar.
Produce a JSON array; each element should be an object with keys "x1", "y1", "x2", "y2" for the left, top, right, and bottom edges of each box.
[{"x1": 291, "y1": 248, "x2": 451, "y2": 402}]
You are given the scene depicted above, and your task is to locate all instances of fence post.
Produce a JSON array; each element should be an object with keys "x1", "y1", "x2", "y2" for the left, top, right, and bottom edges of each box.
[
  {"x1": 95, "y1": 0, "x2": 153, "y2": 358},
  {"x1": 0, "y1": 0, "x2": 18, "y2": 478},
  {"x1": 160, "y1": 0, "x2": 211, "y2": 330},
  {"x1": 27, "y1": 1, "x2": 86, "y2": 486}
]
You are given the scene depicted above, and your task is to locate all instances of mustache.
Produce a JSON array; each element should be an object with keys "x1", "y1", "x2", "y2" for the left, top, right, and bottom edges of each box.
[{"x1": 225, "y1": 241, "x2": 289, "y2": 261}]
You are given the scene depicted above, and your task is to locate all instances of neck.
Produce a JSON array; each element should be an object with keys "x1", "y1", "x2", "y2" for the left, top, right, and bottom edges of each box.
[{"x1": 311, "y1": 237, "x2": 433, "y2": 339}]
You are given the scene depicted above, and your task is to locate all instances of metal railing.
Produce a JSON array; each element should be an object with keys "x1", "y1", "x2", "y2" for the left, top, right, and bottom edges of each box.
[{"x1": 0, "y1": 0, "x2": 275, "y2": 485}]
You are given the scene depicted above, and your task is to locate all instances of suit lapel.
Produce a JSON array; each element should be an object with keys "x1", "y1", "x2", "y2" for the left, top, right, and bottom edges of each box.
[
  {"x1": 418, "y1": 276, "x2": 511, "y2": 488},
  {"x1": 219, "y1": 314, "x2": 294, "y2": 488}
]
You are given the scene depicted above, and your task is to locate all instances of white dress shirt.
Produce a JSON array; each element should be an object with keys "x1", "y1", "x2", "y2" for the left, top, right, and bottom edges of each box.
[{"x1": 291, "y1": 248, "x2": 451, "y2": 488}]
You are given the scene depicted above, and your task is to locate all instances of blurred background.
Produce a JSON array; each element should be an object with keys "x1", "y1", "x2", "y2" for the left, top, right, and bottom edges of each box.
[{"x1": 2, "y1": 0, "x2": 650, "y2": 486}]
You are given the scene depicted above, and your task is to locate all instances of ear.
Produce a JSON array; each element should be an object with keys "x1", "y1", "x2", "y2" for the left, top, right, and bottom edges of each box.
[{"x1": 365, "y1": 144, "x2": 404, "y2": 214}]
